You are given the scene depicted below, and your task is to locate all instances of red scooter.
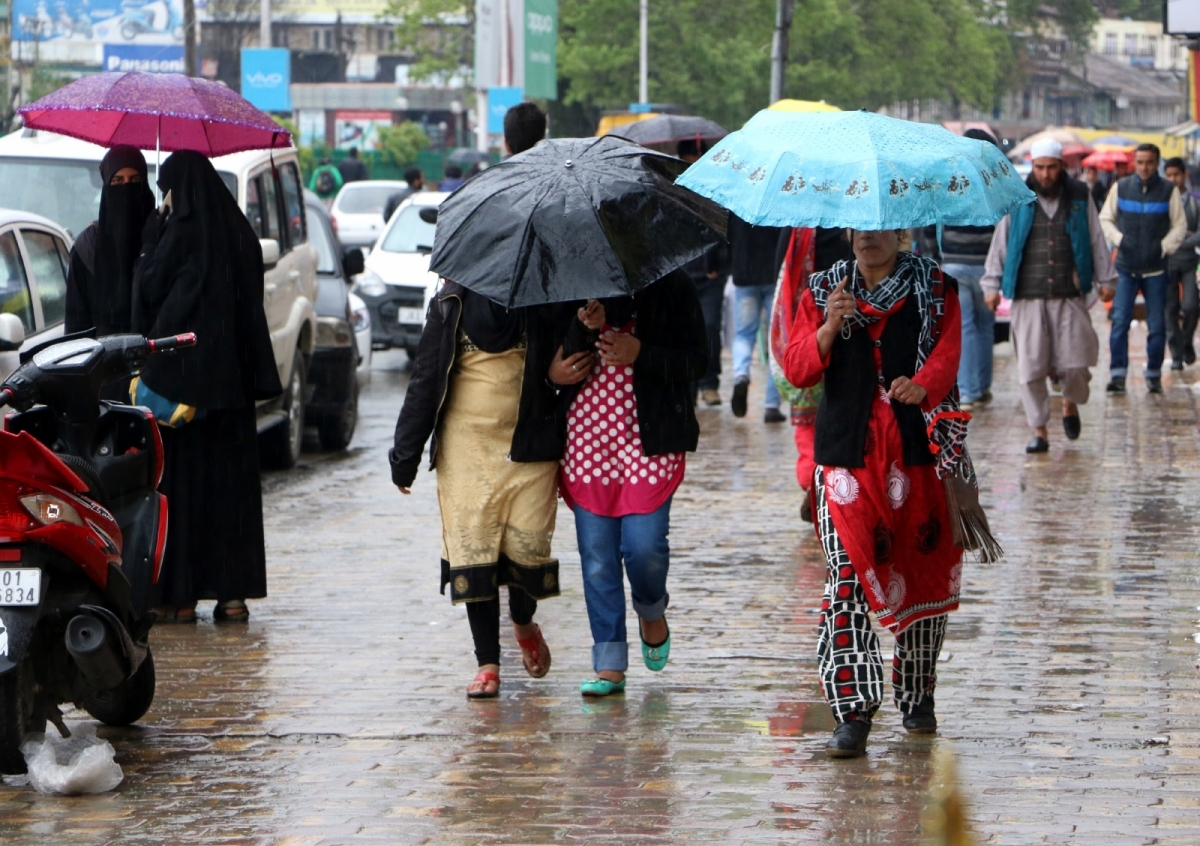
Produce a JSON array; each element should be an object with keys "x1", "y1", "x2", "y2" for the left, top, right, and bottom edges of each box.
[{"x1": 0, "y1": 330, "x2": 194, "y2": 773}]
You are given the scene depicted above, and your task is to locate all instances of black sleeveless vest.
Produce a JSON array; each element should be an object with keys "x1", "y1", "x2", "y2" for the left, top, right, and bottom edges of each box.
[{"x1": 814, "y1": 294, "x2": 936, "y2": 469}]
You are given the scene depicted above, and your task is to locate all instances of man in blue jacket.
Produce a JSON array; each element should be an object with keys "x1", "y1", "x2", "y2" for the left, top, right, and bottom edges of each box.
[
  {"x1": 982, "y1": 138, "x2": 1116, "y2": 453},
  {"x1": 1099, "y1": 143, "x2": 1187, "y2": 394}
]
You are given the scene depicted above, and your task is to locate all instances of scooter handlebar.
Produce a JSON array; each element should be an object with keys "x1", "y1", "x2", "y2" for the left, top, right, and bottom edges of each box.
[{"x1": 147, "y1": 333, "x2": 197, "y2": 353}]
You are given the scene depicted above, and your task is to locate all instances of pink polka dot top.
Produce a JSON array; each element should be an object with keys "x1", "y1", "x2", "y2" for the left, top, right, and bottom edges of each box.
[{"x1": 560, "y1": 323, "x2": 685, "y2": 517}]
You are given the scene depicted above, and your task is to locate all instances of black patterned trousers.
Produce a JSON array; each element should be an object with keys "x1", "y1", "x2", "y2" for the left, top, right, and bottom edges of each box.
[{"x1": 814, "y1": 466, "x2": 948, "y2": 723}]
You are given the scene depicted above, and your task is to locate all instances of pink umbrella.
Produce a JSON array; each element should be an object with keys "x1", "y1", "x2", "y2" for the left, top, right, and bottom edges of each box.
[
  {"x1": 1082, "y1": 149, "x2": 1132, "y2": 172},
  {"x1": 18, "y1": 72, "x2": 291, "y2": 158}
]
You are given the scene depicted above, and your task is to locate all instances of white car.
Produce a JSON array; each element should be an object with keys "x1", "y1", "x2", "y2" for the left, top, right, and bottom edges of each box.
[
  {"x1": 353, "y1": 191, "x2": 448, "y2": 359},
  {"x1": 0, "y1": 209, "x2": 73, "y2": 380},
  {"x1": 330, "y1": 180, "x2": 409, "y2": 251},
  {"x1": 0, "y1": 128, "x2": 320, "y2": 468}
]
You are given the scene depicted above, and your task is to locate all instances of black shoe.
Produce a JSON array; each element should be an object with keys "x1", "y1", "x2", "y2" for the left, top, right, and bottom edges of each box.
[
  {"x1": 1062, "y1": 414, "x2": 1081, "y2": 440},
  {"x1": 1106, "y1": 377, "x2": 1126, "y2": 393},
  {"x1": 763, "y1": 407, "x2": 786, "y2": 424},
  {"x1": 1171, "y1": 361, "x2": 1185, "y2": 371},
  {"x1": 902, "y1": 697, "x2": 938, "y2": 734},
  {"x1": 1186, "y1": 346, "x2": 1197, "y2": 365},
  {"x1": 1147, "y1": 376, "x2": 1163, "y2": 394},
  {"x1": 1025, "y1": 436, "x2": 1049, "y2": 453},
  {"x1": 978, "y1": 390, "x2": 993, "y2": 404},
  {"x1": 731, "y1": 378, "x2": 749, "y2": 418},
  {"x1": 825, "y1": 718, "x2": 871, "y2": 759},
  {"x1": 799, "y1": 496, "x2": 813, "y2": 523}
]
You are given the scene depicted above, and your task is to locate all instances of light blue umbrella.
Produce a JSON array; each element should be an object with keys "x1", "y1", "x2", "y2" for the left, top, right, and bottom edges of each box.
[{"x1": 676, "y1": 109, "x2": 1035, "y2": 230}]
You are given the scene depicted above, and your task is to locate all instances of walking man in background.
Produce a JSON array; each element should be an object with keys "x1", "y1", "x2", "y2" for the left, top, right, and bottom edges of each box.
[
  {"x1": 919, "y1": 128, "x2": 1000, "y2": 410},
  {"x1": 982, "y1": 138, "x2": 1116, "y2": 453},
  {"x1": 309, "y1": 156, "x2": 343, "y2": 205},
  {"x1": 1163, "y1": 157, "x2": 1200, "y2": 371},
  {"x1": 1099, "y1": 143, "x2": 1187, "y2": 394},
  {"x1": 383, "y1": 166, "x2": 425, "y2": 224},
  {"x1": 338, "y1": 147, "x2": 370, "y2": 183},
  {"x1": 728, "y1": 213, "x2": 785, "y2": 422},
  {"x1": 679, "y1": 138, "x2": 728, "y2": 406}
]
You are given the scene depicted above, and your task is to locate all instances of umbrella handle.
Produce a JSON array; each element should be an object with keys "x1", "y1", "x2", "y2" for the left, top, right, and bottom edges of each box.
[{"x1": 155, "y1": 115, "x2": 161, "y2": 207}]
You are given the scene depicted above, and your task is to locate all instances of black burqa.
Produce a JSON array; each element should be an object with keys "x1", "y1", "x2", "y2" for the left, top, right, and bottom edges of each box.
[
  {"x1": 65, "y1": 146, "x2": 157, "y2": 397},
  {"x1": 132, "y1": 150, "x2": 283, "y2": 607}
]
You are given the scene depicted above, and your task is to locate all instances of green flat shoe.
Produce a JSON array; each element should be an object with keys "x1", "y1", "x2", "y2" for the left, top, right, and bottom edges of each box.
[
  {"x1": 580, "y1": 677, "x2": 626, "y2": 697},
  {"x1": 641, "y1": 626, "x2": 671, "y2": 672}
]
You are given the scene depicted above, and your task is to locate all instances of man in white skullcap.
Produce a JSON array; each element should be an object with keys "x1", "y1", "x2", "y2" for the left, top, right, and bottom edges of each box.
[{"x1": 981, "y1": 138, "x2": 1117, "y2": 453}]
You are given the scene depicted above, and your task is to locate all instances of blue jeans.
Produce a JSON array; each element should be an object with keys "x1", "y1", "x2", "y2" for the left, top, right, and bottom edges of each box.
[
  {"x1": 733, "y1": 284, "x2": 782, "y2": 408},
  {"x1": 693, "y1": 276, "x2": 725, "y2": 390},
  {"x1": 943, "y1": 264, "x2": 994, "y2": 402},
  {"x1": 573, "y1": 499, "x2": 672, "y2": 673},
  {"x1": 1110, "y1": 269, "x2": 1168, "y2": 378}
]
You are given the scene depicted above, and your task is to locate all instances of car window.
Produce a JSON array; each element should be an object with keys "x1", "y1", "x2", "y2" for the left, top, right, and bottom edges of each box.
[
  {"x1": 261, "y1": 171, "x2": 282, "y2": 246},
  {"x1": 0, "y1": 232, "x2": 34, "y2": 332},
  {"x1": 337, "y1": 185, "x2": 400, "y2": 215},
  {"x1": 217, "y1": 171, "x2": 237, "y2": 197},
  {"x1": 22, "y1": 230, "x2": 68, "y2": 326},
  {"x1": 307, "y1": 208, "x2": 339, "y2": 275},
  {"x1": 0, "y1": 157, "x2": 103, "y2": 240},
  {"x1": 380, "y1": 205, "x2": 437, "y2": 253},
  {"x1": 280, "y1": 163, "x2": 307, "y2": 247},
  {"x1": 246, "y1": 175, "x2": 268, "y2": 239}
]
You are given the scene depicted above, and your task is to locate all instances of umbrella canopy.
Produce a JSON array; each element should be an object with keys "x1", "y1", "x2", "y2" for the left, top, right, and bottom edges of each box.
[
  {"x1": 1008, "y1": 128, "x2": 1089, "y2": 163},
  {"x1": 613, "y1": 115, "x2": 728, "y2": 146},
  {"x1": 1060, "y1": 143, "x2": 1096, "y2": 159},
  {"x1": 1082, "y1": 149, "x2": 1133, "y2": 171},
  {"x1": 768, "y1": 99, "x2": 841, "y2": 113},
  {"x1": 428, "y1": 136, "x2": 727, "y2": 308},
  {"x1": 447, "y1": 147, "x2": 491, "y2": 165},
  {"x1": 18, "y1": 72, "x2": 290, "y2": 157},
  {"x1": 676, "y1": 109, "x2": 1034, "y2": 230}
]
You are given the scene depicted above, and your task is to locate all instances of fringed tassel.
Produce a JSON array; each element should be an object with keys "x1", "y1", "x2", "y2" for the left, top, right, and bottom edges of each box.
[{"x1": 942, "y1": 467, "x2": 1003, "y2": 564}]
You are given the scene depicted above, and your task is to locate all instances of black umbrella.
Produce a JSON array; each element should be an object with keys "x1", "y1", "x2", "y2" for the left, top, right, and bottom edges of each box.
[
  {"x1": 447, "y1": 147, "x2": 491, "y2": 165},
  {"x1": 428, "y1": 136, "x2": 727, "y2": 308},
  {"x1": 613, "y1": 115, "x2": 727, "y2": 147}
]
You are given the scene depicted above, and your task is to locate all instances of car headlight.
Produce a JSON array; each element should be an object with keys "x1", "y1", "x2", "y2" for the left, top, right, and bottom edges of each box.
[
  {"x1": 351, "y1": 303, "x2": 371, "y2": 333},
  {"x1": 316, "y1": 316, "x2": 354, "y2": 348},
  {"x1": 354, "y1": 269, "x2": 388, "y2": 298}
]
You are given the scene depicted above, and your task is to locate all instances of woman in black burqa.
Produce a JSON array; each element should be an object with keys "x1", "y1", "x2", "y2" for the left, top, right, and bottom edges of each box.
[
  {"x1": 65, "y1": 145, "x2": 157, "y2": 397},
  {"x1": 132, "y1": 150, "x2": 282, "y2": 623}
]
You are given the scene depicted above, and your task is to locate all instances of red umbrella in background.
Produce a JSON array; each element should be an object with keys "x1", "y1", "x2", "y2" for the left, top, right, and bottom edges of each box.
[
  {"x1": 1082, "y1": 149, "x2": 1133, "y2": 171},
  {"x1": 1060, "y1": 143, "x2": 1095, "y2": 160}
]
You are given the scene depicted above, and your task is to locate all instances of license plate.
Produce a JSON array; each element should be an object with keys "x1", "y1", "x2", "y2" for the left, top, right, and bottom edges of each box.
[
  {"x1": 0, "y1": 569, "x2": 40, "y2": 606},
  {"x1": 398, "y1": 307, "x2": 425, "y2": 325}
]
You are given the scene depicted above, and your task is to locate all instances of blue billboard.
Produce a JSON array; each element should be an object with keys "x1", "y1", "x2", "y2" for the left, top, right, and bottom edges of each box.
[
  {"x1": 487, "y1": 87, "x2": 524, "y2": 134},
  {"x1": 15, "y1": 0, "x2": 184, "y2": 44},
  {"x1": 103, "y1": 43, "x2": 185, "y2": 74},
  {"x1": 241, "y1": 48, "x2": 291, "y2": 113}
]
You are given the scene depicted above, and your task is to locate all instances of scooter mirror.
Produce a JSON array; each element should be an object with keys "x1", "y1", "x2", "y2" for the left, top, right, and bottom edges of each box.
[
  {"x1": 260, "y1": 239, "x2": 281, "y2": 268},
  {"x1": 0, "y1": 313, "x2": 25, "y2": 353}
]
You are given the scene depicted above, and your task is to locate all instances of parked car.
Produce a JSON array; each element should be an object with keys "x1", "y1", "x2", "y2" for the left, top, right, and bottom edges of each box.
[
  {"x1": 303, "y1": 191, "x2": 367, "y2": 450},
  {"x1": 329, "y1": 180, "x2": 408, "y2": 251},
  {"x1": 353, "y1": 191, "x2": 448, "y2": 359},
  {"x1": 0, "y1": 209, "x2": 72, "y2": 379},
  {"x1": 0, "y1": 128, "x2": 319, "y2": 469}
]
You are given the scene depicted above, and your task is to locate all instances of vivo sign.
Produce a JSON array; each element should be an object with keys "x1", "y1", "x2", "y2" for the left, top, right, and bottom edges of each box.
[
  {"x1": 240, "y1": 48, "x2": 291, "y2": 112},
  {"x1": 246, "y1": 72, "x2": 285, "y2": 87}
]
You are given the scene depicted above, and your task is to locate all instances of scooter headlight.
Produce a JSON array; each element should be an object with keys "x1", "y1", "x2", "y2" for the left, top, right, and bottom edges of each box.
[{"x1": 20, "y1": 494, "x2": 84, "y2": 527}]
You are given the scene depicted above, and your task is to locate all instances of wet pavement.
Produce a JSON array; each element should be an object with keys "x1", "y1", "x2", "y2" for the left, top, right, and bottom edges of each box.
[{"x1": 2, "y1": 312, "x2": 1200, "y2": 844}]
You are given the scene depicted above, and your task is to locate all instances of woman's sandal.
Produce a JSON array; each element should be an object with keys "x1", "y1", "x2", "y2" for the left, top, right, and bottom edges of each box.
[
  {"x1": 580, "y1": 677, "x2": 626, "y2": 697},
  {"x1": 516, "y1": 624, "x2": 551, "y2": 679},
  {"x1": 640, "y1": 620, "x2": 671, "y2": 672},
  {"x1": 153, "y1": 605, "x2": 197, "y2": 624},
  {"x1": 213, "y1": 600, "x2": 249, "y2": 623},
  {"x1": 467, "y1": 671, "x2": 501, "y2": 699}
]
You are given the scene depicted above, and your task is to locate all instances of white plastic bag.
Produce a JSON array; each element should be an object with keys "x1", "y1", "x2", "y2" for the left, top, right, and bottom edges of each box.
[{"x1": 20, "y1": 721, "x2": 123, "y2": 795}]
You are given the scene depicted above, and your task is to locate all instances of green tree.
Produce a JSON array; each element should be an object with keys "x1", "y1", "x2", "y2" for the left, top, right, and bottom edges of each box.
[
  {"x1": 377, "y1": 121, "x2": 432, "y2": 166},
  {"x1": 381, "y1": 0, "x2": 473, "y2": 83}
]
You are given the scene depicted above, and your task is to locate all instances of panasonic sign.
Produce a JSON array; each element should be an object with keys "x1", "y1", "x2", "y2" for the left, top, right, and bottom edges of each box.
[{"x1": 102, "y1": 45, "x2": 186, "y2": 75}]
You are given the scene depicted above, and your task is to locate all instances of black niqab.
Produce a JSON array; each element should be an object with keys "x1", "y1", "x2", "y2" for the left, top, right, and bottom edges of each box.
[
  {"x1": 132, "y1": 150, "x2": 282, "y2": 410},
  {"x1": 460, "y1": 288, "x2": 524, "y2": 353}
]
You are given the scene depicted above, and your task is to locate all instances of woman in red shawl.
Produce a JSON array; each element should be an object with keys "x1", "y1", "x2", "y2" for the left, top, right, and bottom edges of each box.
[{"x1": 782, "y1": 229, "x2": 966, "y2": 759}]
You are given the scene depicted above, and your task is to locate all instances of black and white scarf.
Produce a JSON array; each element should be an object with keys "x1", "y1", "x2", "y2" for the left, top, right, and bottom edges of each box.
[{"x1": 809, "y1": 252, "x2": 970, "y2": 479}]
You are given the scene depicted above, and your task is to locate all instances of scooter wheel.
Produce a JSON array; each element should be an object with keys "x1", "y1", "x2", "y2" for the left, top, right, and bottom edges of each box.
[
  {"x1": 0, "y1": 660, "x2": 36, "y2": 774},
  {"x1": 84, "y1": 648, "x2": 155, "y2": 727}
]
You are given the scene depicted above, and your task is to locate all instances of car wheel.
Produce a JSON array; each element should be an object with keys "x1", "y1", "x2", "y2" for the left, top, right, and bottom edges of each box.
[
  {"x1": 261, "y1": 350, "x2": 306, "y2": 469},
  {"x1": 317, "y1": 381, "x2": 358, "y2": 450}
]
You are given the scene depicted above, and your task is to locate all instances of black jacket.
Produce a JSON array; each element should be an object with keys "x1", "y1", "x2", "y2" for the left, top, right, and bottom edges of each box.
[
  {"x1": 556, "y1": 271, "x2": 708, "y2": 456},
  {"x1": 915, "y1": 224, "x2": 994, "y2": 266},
  {"x1": 388, "y1": 282, "x2": 566, "y2": 488},
  {"x1": 729, "y1": 213, "x2": 784, "y2": 287}
]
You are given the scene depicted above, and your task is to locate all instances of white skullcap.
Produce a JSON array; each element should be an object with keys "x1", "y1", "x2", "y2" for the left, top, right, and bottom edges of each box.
[{"x1": 1030, "y1": 138, "x2": 1064, "y2": 161}]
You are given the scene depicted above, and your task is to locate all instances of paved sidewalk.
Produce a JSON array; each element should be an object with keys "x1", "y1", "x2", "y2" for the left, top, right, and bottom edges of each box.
[{"x1": 0, "y1": 313, "x2": 1198, "y2": 844}]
